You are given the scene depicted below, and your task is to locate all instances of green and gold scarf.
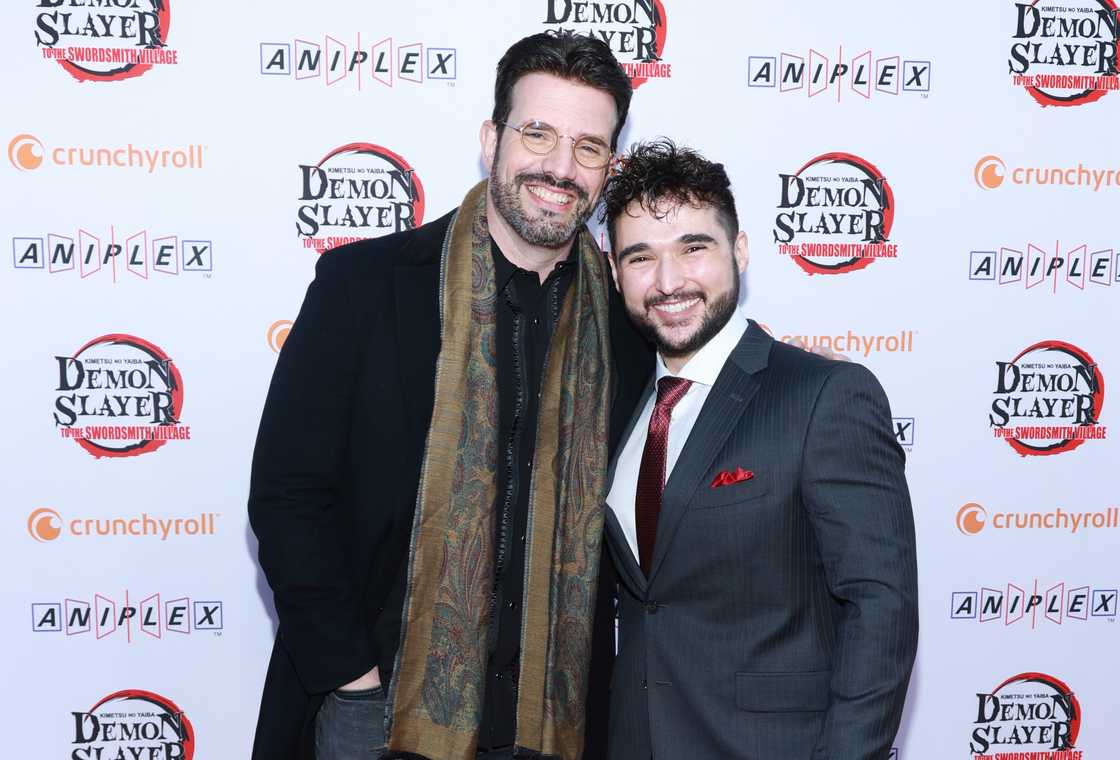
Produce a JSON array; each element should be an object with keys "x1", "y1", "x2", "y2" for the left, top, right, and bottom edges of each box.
[{"x1": 386, "y1": 180, "x2": 612, "y2": 760}]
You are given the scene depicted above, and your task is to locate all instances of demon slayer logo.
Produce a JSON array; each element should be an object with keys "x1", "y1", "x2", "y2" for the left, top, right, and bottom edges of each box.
[
  {"x1": 541, "y1": 0, "x2": 670, "y2": 88},
  {"x1": 53, "y1": 334, "x2": 189, "y2": 458},
  {"x1": 1009, "y1": 0, "x2": 1120, "y2": 107},
  {"x1": 34, "y1": 0, "x2": 177, "y2": 82},
  {"x1": 990, "y1": 340, "x2": 1106, "y2": 456},
  {"x1": 296, "y1": 143, "x2": 425, "y2": 254},
  {"x1": 72, "y1": 689, "x2": 194, "y2": 759},
  {"x1": 773, "y1": 152, "x2": 897, "y2": 275},
  {"x1": 971, "y1": 673, "x2": 1082, "y2": 758}
]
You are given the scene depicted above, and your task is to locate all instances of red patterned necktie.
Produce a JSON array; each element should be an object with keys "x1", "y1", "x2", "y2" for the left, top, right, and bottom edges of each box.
[{"x1": 635, "y1": 376, "x2": 693, "y2": 576}]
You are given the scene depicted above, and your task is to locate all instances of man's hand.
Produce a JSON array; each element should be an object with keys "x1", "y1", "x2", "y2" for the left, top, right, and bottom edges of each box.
[
  {"x1": 338, "y1": 666, "x2": 381, "y2": 692},
  {"x1": 785, "y1": 336, "x2": 850, "y2": 362}
]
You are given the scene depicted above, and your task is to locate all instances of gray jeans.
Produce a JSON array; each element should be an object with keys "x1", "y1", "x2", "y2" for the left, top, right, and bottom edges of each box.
[
  {"x1": 314, "y1": 690, "x2": 518, "y2": 760},
  {"x1": 314, "y1": 686, "x2": 386, "y2": 759}
]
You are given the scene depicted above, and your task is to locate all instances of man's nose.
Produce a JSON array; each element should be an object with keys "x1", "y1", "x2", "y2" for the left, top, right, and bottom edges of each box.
[
  {"x1": 655, "y1": 256, "x2": 686, "y2": 294},
  {"x1": 539, "y1": 138, "x2": 579, "y2": 181}
]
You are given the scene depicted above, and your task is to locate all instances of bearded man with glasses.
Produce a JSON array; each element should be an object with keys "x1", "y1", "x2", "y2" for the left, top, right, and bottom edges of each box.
[{"x1": 248, "y1": 31, "x2": 651, "y2": 760}]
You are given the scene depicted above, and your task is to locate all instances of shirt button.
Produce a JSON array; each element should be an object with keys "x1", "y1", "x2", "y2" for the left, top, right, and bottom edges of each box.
[{"x1": 507, "y1": 600, "x2": 517, "y2": 609}]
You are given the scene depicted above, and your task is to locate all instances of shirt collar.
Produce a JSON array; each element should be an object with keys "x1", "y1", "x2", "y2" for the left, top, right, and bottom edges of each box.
[
  {"x1": 490, "y1": 236, "x2": 577, "y2": 293},
  {"x1": 655, "y1": 308, "x2": 748, "y2": 388}
]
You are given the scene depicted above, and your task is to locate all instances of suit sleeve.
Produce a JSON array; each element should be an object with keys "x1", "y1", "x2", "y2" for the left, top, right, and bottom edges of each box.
[
  {"x1": 801, "y1": 363, "x2": 918, "y2": 760},
  {"x1": 248, "y1": 251, "x2": 376, "y2": 695}
]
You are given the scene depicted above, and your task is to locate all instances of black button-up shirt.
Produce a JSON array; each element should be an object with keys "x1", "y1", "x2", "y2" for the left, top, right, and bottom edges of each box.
[{"x1": 478, "y1": 238, "x2": 577, "y2": 750}]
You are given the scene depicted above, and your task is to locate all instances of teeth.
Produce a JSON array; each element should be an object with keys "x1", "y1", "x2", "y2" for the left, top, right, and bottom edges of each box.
[
  {"x1": 654, "y1": 298, "x2": 699, "y2": 314},
  {"x1": 528, "y1": 185, "x2": 570, "y2": 205}
]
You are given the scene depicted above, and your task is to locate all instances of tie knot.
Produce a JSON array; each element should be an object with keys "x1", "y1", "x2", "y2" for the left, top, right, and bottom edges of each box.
[{"x1": 655, "y1": 376, "x2": 692, "y2": 409}]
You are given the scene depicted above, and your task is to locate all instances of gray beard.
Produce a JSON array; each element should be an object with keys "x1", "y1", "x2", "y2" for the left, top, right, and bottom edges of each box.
[{"x1": 489, "y1": 169, "x2": 592, "y2": 248}]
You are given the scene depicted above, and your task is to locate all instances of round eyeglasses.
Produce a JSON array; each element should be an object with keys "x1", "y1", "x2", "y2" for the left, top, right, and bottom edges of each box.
[{"x1": 498, "y1": 120, "x2": 613, "y2": 170}]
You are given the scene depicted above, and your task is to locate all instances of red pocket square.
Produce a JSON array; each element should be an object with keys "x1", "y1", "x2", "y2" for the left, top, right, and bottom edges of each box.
[{"x1": 710, "y1": 467, "x2": 755, "y2": 488}]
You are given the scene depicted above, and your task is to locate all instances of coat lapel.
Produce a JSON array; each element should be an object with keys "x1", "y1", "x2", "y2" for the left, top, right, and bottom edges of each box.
[
  {"x1": 394, "y1": 262, "x2": 440, "y2": 453},
  {"x1": 603, "y1": 378, "x2": 655, "y2": 596},
  {"x1": 646, "y1": 321, "x2": 773, "y2": 585}
]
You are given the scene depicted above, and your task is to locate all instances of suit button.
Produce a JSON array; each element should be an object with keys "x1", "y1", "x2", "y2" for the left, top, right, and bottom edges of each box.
[
  {"x1": 644, "y1": 601, "x2": 659, "y2": 614},
  {"x1": 640, "y1": 679, "x2": 647, "y2": 689}
]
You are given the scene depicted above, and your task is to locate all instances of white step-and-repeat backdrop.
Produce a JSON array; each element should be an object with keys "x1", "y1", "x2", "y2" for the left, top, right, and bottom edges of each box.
[{"x1": 4, "y1": 1, "x2": 1117, "y2": 757}]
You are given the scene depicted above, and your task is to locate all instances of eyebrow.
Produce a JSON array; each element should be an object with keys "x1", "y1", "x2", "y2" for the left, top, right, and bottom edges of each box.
[
  {"x1": 679, "y1": 233, "x2": 718, "y2": 245},
  {"x1": 616, "y1": 232, "x2": 718, "y2": 262},
  {"x1": 616, "y1": 242, "x2": 650, "y2": 262}
]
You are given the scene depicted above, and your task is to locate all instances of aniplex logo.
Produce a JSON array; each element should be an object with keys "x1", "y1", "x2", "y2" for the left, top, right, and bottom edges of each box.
[
  {"x1": 541, "y1": 0, "x2": 670, "y2": 88},
  {"x1": 32, "y1": 593, "x2": 222, "y2": 639},
  {"x1": 989, "y1": 340, "x2": 1106, "y2": 455},
  {"x1": 34, "y1": 0, "x2": 178, "y2": 82},
  {"x1": 297, "y1": 142, "x2": 425, "y2": 253},
  {"x1": 970, "y1": 673, "x2": 1081, "y2": 758},
  {"x1": 773, "y1": 152, "x2": 897, "y2": 275},
  {"x1": 12, "y1": 228, "x2": 212, "y2": 282},
  {"x1": 53, "y1": 334, "x2": 190, "y2": 458},
  {"x1": 951, "y1": 581, "x2": 1117, "y2": 627},
  {"x1": 748, "y1": 47, "x2": 931, "y2": 100},
  {"x1": 260, "y1": 34, "x2": 456, "y2": 88},
  {"x1": 71, "y1": 690, "x2": 194, "y2": 759},
  {"x1": 1009, "y1": 0, "x2": 1119, "y2": 107},
  {"x1": 892, "y1": 417, "x2": 915, "y2": 449},
  {"x1": 969, "y1": 242, "x2": 1118, "y2": 293}
]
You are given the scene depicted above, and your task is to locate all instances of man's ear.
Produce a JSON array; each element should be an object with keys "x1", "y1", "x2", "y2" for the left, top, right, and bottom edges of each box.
[
  {"x1": 480, "y1": 120, "x2": 498, "y2": 172},
  {"x1": 607, "y1": 249, "x2": 621, "y2": 293},
  {"x1": 734, "y1": 229, "x2": 749, "y2": 274}
]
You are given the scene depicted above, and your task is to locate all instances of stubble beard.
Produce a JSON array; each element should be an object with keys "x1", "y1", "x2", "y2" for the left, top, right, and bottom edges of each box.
[
  {"x1": 489, "y1": 165, "x2": 593, "y2": 248},
  {"x1": 630, "y1": 276, "x2": 740, "y2": 360}
]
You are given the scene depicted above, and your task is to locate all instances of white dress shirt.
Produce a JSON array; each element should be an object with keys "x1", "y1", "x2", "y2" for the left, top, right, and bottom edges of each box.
[{"x1": 606, "y1": 311, "x2": 748, "y2": 561}]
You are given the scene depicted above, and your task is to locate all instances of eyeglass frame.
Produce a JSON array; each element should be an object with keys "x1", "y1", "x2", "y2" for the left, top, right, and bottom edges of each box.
[{"x1": 496, "y1": 119, "x2": 615, "y2": 170}]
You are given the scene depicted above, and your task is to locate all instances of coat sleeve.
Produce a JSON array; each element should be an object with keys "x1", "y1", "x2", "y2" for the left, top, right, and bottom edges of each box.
[
  {"x1": 801, "y1": 363, "x2": 918, "y2": 760},
  {"x1": 248, "y1": 250, "x2": 376, "y2": 695}
]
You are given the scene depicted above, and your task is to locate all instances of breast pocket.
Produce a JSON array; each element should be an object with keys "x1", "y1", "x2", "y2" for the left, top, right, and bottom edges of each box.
[{"x1": 691, "y1": 472, "x2": 769, "y2": 509}]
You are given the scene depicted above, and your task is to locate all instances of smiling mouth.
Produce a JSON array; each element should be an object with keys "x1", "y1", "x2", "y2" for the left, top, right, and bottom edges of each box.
[
  {"x1": 651, "y1": 297, "x2": 701, "y2": 315},
  {"x1": 526, "y1": 184, "x2": 573, "y2": 206}
]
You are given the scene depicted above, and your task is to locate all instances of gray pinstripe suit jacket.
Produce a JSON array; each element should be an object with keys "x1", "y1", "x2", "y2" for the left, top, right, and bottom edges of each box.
[{"x1": 604, "y1": 320, "x2": 918, "y2": 760}]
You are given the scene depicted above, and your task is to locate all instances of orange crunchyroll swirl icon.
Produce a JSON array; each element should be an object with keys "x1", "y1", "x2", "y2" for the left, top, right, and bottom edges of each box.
[
  {"x1": 974, "y1": 155, "x2": 1006, "y2": 190},
  {"x1": 956, "y1": 502, "x2": 987, "y2": 535},
  {"x1": 28, "y1": 507, "x2": 62, "y2": 542},
  {"x1": 8, "y1": 134, "x2": 44, "y2": 171},
  {"x1": 267, "y1": 320, "x2": 293, "y2": 353}
]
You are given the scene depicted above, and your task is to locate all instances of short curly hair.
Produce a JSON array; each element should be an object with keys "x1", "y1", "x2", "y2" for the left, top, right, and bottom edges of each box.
[{"x1": 602, "y1": 138, "x2": 739, "y2": 254}]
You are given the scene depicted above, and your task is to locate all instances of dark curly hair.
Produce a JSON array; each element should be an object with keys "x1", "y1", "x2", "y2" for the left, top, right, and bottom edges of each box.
[
  {"x1": 602, "y1": 138, "x2": 739, "y2": 254},
  {"x1": 493, "y1": 32, "x2": 633, "y2": 150}
]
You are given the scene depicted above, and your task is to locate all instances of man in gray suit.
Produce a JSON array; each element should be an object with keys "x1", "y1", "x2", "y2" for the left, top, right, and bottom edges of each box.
[{"x1": 600, "y1": 139, "x2": 918, "y2": 760}]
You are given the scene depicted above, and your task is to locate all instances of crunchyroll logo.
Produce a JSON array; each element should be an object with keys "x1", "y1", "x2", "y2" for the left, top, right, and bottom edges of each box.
[
  {"x1": 28, "y1": 507, "x2": 63, "y2": 542},
  {"x1": 974, "y1": 155, "x2": 1006, "y2": 189},
  {"x1": 8, "y1": 134, "x2": 45, "y2": 171},
  {"x1": 267, "y1": 320, "x2": 292, "y2": 353},
  {"x1": 957, "y1": 502, "x2": 988, "y2": 535}
]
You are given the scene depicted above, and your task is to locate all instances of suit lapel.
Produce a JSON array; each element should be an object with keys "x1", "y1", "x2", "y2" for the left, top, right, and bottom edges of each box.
[
  {"x1": 603, "y1": 378, "x2": 655, "y2": 596},
  {"x1": 646, "y1": 322, "x2": 772, "y2": 584}
]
